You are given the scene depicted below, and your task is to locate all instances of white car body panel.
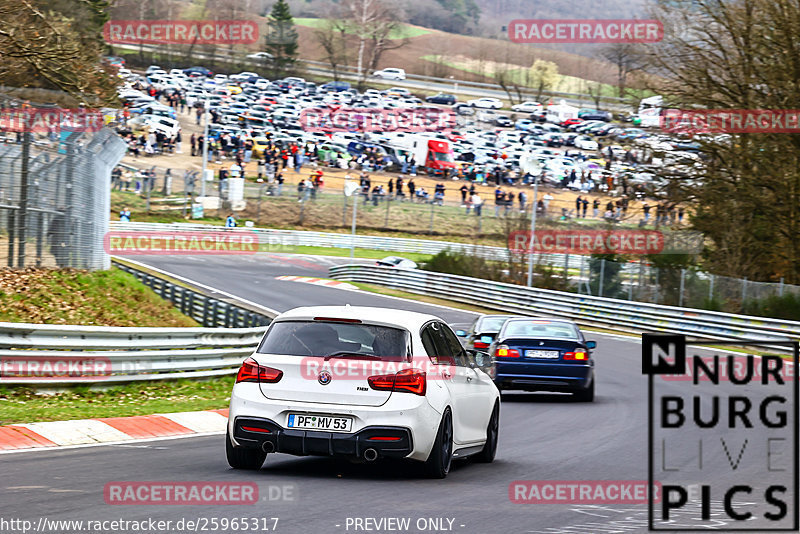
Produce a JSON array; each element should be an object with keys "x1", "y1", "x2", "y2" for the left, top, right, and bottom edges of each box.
[{"x1": 228, "y1": 306, "x2": 499, "y2": 463}]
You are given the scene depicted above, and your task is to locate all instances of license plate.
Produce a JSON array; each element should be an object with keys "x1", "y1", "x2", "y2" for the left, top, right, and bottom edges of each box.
[
  {"x1": 287, "y1": 413, "x2": 353, "y2": 432},
  {"x1": 525, "y1": 350, "x2": 560, "y2": 359}
]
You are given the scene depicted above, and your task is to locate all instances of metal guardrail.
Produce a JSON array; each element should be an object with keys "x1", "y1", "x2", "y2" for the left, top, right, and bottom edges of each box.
[
  {"x1": 0, "y1": 262, "x2": 273, "y2": 385},
  {"x1": 109, "y1": 221, "x2": 586, "y2": 270},
  {"x1": 329, "y1": 265, "x2": 800, "y2": 351},
  {"x1": 113, "y1": 260, "x2": 273, "y2": 328}
]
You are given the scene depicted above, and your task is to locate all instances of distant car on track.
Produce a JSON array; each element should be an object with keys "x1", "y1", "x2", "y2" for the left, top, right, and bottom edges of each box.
[
  {"x1": 376, "y1": 256, "x2": 418, "y2": 270},
  {"x1": 488, "y1": 317, "x2": 596, "y2": 401},
  {"x1": 227, "y1": 306, "x2": 501, "y2": 478},
  {"x1": 456, "y1": 314, "x2": 520, "y2": 351}
]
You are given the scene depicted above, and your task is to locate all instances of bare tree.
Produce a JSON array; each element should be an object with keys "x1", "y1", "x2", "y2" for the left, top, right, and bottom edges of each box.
[
  {"x1": 314, "y1": 18, "x2": 349, "y2": 81},
  {"x1": 339, "y1": 0, "x2": 408, "y2": 88},
  {"x1": 599, "y1": 43, "x2": 644, "y2": 98}
]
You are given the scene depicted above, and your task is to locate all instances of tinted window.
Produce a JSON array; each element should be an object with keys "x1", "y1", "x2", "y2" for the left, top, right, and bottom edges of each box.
[
  {"x1": 258, "y1": 321, "x2": 409, "y2": 361},
  {"x1": 477, "y1": 316, "x2": 513, "y2": 333},
  {"x1": 502, "y1": 321, "x2": 580, "y2": 340},
  {"x1": 438, "y1": 323, "x2": 468, "y2": 367}
]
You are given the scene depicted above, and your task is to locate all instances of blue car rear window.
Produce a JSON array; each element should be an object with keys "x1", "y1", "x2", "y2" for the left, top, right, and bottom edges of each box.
[{"x1": 503, "y1": 321, "x2": 579, "y2": 339}]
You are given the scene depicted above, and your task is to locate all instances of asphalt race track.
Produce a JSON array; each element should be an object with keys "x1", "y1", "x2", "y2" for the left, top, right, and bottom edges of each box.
[{"x1": 1, "y1": 254, "x2": 795, "y2": 534}]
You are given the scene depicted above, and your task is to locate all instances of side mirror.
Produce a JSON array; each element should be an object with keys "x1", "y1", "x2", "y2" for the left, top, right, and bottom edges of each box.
[
  {"x1": 455, "y1": 330, "x2": 467, "y2": 337},
  {"x1": 586, "y1": 340, "x2": 597, "y2": 349}
]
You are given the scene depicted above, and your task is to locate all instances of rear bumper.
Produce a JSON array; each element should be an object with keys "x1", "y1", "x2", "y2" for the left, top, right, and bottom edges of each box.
[
  {"x1": 495, "y1": 361, "x2": 593, "y2": 392},
  {"x1": 231, "y1": 417, "x2": 413, "y2": 459}
]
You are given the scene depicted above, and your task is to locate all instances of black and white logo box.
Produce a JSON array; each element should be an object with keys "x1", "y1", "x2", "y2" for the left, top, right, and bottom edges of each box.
[{"x1": 643, "y1": 334, "x2": 798, "y2": 531}]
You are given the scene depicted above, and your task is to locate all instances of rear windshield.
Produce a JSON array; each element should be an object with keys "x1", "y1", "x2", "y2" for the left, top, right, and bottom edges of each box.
[
  {"x1": 478, "y1": 316, "x2": 513, "y2": 333},
  {"x1": 502, "y1": 321, "x2": 579, "y2": 340},
  {"x1": 257, "y1": 321, "x2": 410, "y2": 361}
]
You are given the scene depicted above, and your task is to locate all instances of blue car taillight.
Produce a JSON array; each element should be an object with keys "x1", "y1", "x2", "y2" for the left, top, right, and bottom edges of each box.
[{"x1": 563, "y1": 350, "x2": 588, "y2": 361}]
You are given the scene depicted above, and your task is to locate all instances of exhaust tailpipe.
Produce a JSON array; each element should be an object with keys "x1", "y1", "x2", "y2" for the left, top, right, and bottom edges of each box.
[
  {"x1": 261, "y1": 441, "x2": 275, "y2": 453},
  {"x1": 363, "y1": 448, "x2": 378, "y2": 462}
]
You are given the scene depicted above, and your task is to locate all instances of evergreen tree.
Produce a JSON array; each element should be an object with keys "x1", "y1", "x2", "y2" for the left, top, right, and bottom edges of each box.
[{"x1": 264, "y1": 0, "x2": 298, "y2": 79}]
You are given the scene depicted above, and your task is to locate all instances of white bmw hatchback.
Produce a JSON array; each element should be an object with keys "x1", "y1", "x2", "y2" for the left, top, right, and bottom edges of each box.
[{"x1": 227, "y1": 306, "x2": 500, "y2": 478}]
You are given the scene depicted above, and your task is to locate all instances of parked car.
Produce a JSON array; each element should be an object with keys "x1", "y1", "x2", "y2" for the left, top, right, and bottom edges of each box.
[
  {"x1": 574, "y1": 136, "x2": 599, "y2": 151},
  {"x1": 183, "y1": 66, "x2": 213, "y2": 77},
  {"x1": 246, "y1": 52, "x2": 273, "y2": 61},
  {"x1": 227, "y1": 306, "x2": 501, "y2": 477},
  {"x1": 511, "y1": 101, "x2": 543, "y2": 113},
  {"x1": 426, "y1": 93, "x2": 457, "y2": 105},
  {"x1": 493, "y1": 115, "x2": 513, "y2": 128},
  {"x1": 319, "y1": 81, "x2": 351, "y2": 93},
  {"x1": 488, "y1": 317, "x2": 596, "y2": 401},
  {"x1": 372, "y1": 68, "x2": 407, "y2": 80},
  {"x1": 467, "y1": 98, "x2": 503, "y2": 110}
]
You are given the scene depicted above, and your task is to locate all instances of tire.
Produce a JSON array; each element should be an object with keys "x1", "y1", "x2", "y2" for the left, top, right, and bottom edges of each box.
[
  {"x1": 423, "y1": 409, "x2": 453, "y2": 479},
  {"x1": 226, "y1": 430, "x2": 267, "y2": 470},
  {"x1": 475, "y1": 402, "x2": 499, "y2": 463},
  {"x1": 573, "y1": 378, "x2": 595, "y2": 402}
]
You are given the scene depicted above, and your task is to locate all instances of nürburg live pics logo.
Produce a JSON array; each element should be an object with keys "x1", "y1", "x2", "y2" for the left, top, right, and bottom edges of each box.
[{"x1": 643, "y1": 334, "x2": 798, "y2": 531}]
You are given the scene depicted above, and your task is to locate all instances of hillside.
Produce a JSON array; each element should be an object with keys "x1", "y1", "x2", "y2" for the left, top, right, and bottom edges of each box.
[{"x1": 293, "y1": 22, "x2": 619, "y2": 87}]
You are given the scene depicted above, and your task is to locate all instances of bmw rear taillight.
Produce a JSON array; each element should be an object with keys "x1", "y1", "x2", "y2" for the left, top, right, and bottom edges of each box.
[
  {"x1": 368, "y1": 369, "x2": 426, "y2": 396},
  {"x1": 236, "y1": 357, "x2": 283, "y2": 383},
  {"x1": 563, "y1": 350, "x2": 588, "y2": 361},
  {"x1": 495, "y1": 344, "x2": 520, "y2": 358}
]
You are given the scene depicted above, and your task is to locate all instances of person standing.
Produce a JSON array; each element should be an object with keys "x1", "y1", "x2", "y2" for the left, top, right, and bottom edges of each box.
[
  {"x1": 190, "y1": 133, "x2": 197, "y2": 157},
  {"x1": 119, "y1": 206, "x2": 131, "y2": 222},
  {"x1": 460, "y1": 184, "x2": 469, "y2": 205},
  {"x1": 471, "y1": 192, "x2": 483, "y2": 217},
  {"x1": 518, "y1": 191, "x2": 527, "y2": 213},
  {"x1": 408, "y1": 178, "x2": 416, "y2": 198},
  {"x1": 582, "y1": 197, "x2": 589, "y2": 218},
  {"x1": 575, "y1": 195, "x2": 583, "y2": 217},
  {"x1": 592, "y1": 198, "x2": 600, "y2": 218},
  {"x1": 225, "y1": 213, "x2": 237, "y2": 228},
  {"x1": 276, "y1": 171, "x2": 284, "y2": 196},
  {"x1": 643, "y1": 201, "x2": 651, "y2": 222},
  {"x1": 388, "y1": 177, "x2": 394, "y2": 198}
]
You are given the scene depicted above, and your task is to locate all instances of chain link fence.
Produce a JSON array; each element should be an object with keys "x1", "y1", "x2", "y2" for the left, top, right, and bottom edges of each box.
[{"x1": 0, "y1": 99, "x2": 127, "y2": 270}]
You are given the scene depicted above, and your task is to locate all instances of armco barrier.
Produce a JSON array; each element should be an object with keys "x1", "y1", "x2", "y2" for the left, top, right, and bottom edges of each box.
[
  {"x1": 108, "y1": 221, "x2": 585, "y2": 270},
  {"x1": 113, "y1": 259, "x2": 273, "y2": 328},
  {"x1": 0, "y1": 262, "x2": 273, "y2": 385},
  {"x1": 329, "y1": 264, "x2": 800, "y2": 350}
]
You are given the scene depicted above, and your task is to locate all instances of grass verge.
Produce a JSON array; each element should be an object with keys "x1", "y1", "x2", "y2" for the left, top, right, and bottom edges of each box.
[
  {"x1": 0, "y1": 268, "x2": 198, "y2": 327},
  {"x1": 0, "y1": 377, "x2": 233, "y2": 424}
]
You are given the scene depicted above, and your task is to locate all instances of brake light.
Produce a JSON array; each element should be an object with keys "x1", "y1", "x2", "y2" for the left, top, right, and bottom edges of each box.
[
  {"x1": 313, "y1": 317, "x2": 362, "y2": 323},
  {"x1": 495, "y1": 345, "x2": 520, "y2": 358},
  {"x1": 368, "y1": 369, "x2": 426, "y2": 396},
  {"x1": 236, "y1": 357, "x2": 283, "y2": 383},
  {"x1": 367, "y1": 436, "x2": 402, "y2": 441},
  {"x1": 563, "y1": 351, "x2": 588, "y2": 361},
  {"x1": 474, "y1": 341, "x2": 490, "y2": 349}
]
